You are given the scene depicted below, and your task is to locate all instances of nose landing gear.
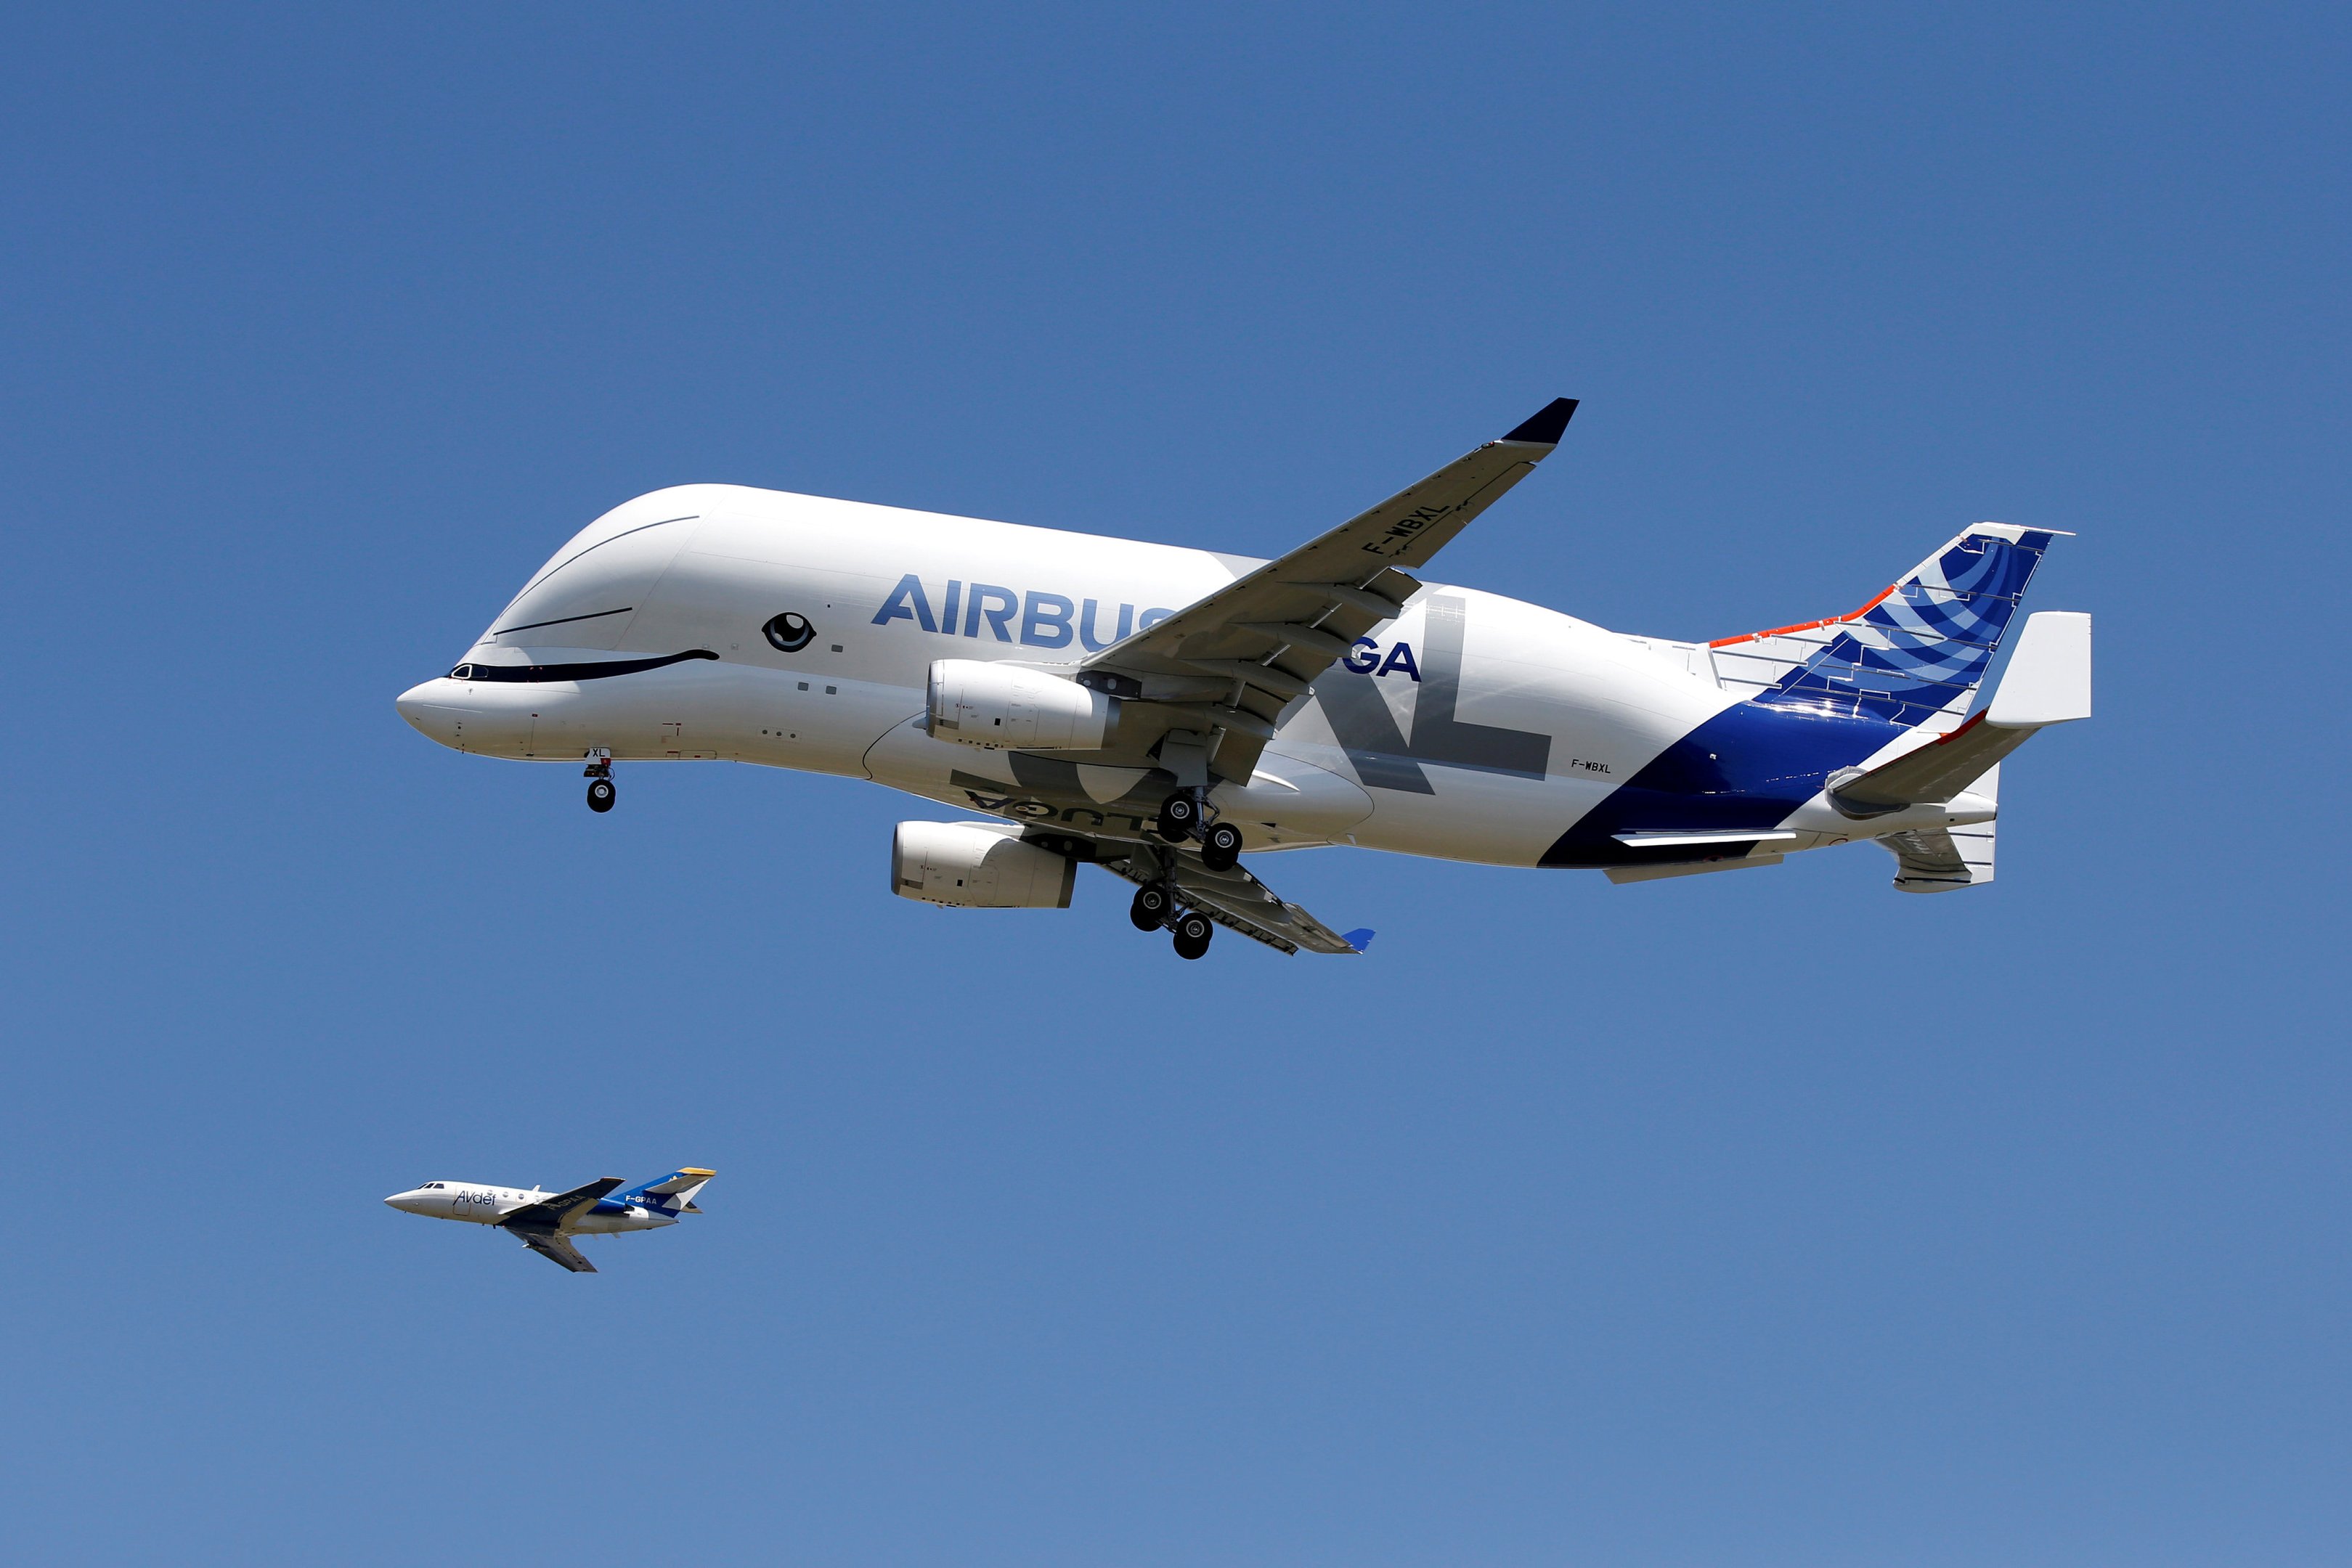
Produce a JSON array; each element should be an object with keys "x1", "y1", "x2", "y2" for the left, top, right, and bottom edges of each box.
[{"x1": 584, "y1": 751, "x2": 615, "y2": 813}]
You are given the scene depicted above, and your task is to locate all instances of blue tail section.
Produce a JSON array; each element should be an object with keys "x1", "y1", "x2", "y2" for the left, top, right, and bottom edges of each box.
[
  {"x1": 1754, "y1": 528, "x2": 2056, "y2": 727},
  {"x1": 1541, "y1": 525, "x2": 2062, "y2": 870},
  {"x1": 609, "y1": 1167, "x2": 715, "y2": 1214}
]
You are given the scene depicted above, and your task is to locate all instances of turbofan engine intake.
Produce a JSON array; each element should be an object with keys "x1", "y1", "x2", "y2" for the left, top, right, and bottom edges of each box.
[
  {"x1": 892, "y1": 821, "x2": 1075, "y2": 909},
  {"x1": 927, "y1": 659, "x2": 1117, "y2": 750}
]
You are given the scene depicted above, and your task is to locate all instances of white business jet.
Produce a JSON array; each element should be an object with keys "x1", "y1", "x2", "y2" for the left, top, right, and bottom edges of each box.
[
  {"x1": 383, "y1": 1169, "x2": 715, "y2": 1273},
  {"x1": 396, "y1": 399, "x2": 2089, "y2": 959}
]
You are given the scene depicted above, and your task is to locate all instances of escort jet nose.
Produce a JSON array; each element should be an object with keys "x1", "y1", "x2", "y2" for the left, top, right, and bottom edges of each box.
[{"x1": 384, "y1": 1168, "x2": 715, "y2": 1273}]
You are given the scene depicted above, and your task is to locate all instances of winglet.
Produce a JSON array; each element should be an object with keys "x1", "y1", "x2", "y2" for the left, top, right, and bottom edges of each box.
[
  {"x1": 1500, "y1": 397, "x2": 1578, "y2": 446},
  {"x1": 1342, "y1": 927, "x2": 1377, "y2": 953}
]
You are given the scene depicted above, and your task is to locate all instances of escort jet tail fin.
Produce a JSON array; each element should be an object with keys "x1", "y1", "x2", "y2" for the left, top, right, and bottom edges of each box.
[
  {"x1": 511, "y1": 1229, "x2": 598, "y2": 1273},
  {"x1": 499, "y1": 1177, "x2": 624, "y2": 1233},
  {"x1": 616, "y1": 1167, "x2": 717, "y2": 1214}
]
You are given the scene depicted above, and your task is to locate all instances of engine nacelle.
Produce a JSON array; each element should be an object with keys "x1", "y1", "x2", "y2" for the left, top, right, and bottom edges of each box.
[
  {"x1": 892, "y1": 820, "x2": 1075, "y2": 909},
  {"x1": 927, "y1": 659, "x2": 1117, "y2": 750}
]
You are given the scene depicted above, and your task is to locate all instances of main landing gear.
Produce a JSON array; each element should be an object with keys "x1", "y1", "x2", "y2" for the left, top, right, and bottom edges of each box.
[
  {"x1": 1129, "y1": 881, "x2": 1172, "y2": 930},
  {"x1": 584, "y1": 751, "x2": 616, "y2": 813},
  {"x1": 1154, "y1": 788, "x2": 1243, "y2": 872},
  {"x1": 1129, "y1": 881, "x2": 1215, "y2": 960},
  {"x1": 1171, "y1": 910, "x2": 1213, "y2": 960}
]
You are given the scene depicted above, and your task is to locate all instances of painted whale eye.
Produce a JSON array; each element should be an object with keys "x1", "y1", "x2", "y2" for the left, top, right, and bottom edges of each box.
[{"x1": 762, "y1": 613, "x2": 815, "y2": 653}]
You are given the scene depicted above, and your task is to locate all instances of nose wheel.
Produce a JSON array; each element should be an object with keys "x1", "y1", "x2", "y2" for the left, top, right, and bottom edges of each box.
[{"x1": 583, "y1": 751, "x2": 615, "y2": 813}]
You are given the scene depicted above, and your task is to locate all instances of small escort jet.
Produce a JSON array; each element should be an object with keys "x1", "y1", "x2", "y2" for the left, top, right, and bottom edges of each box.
[{"x1": 383, "y1": 1168, "x2": 715, "y2": 1273}]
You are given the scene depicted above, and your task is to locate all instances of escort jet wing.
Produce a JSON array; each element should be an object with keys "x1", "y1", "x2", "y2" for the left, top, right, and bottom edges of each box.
[
  {"x1": 383, "y1": 1169, "x2": 715, "y2": 1273},
  {"x1": 396, "y1": 398, "x2": 2088, "y2": 960}
]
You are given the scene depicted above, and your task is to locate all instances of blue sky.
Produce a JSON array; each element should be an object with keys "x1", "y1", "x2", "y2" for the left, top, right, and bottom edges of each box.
[{"x1": 3, "y1": 4, "x2": 2346, "y2": 1564}]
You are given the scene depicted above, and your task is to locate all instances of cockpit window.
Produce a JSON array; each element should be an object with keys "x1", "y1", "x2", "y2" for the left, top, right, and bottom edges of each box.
[{"x1": 447, "y1": 664, "x2": 475, "y2": 679}]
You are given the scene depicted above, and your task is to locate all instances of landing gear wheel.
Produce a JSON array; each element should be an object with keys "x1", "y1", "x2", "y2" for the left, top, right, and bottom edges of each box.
[
  {"x1": 1171, "y1": 910, "x2": 1213, "y2": 960},
  {"x1": 1154, "y1": 790, "x2": 1200, "y2": 843},
  {"x1": 1130, "y1": 881, "x2": 1172, "y2": 931},
  {"x1": 586, "y1": 777, "x2": 617, "y2": 813},
  {"x1": 1199, "y1": 821, "x2": 1243, "y2": 872}
]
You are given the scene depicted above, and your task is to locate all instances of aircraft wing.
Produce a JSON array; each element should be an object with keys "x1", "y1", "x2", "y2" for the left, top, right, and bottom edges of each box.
[
  {"x1": 1091, "y1": 842, "x2": 1369, "y2": 956},
  {"x1": 497, "y1": 1177, "x2": 624, "y2": 1232},
  {"x1": 510, "y1": 1228, "x2": 598, "y2": 1273},
  {"x1": 1081, "y1": 399, "x2": 1576, "y2": 781}
]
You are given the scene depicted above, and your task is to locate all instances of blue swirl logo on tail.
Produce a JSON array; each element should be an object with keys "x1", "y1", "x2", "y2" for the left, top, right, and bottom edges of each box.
[{"x1": 1758, "y1": 528, "x2": 2055, "y2": 726}]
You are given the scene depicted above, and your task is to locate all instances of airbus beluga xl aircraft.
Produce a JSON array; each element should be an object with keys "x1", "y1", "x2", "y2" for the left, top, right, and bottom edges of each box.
[{"x1": 396, "y1": 400, "x2": 2090, "y2": 960}]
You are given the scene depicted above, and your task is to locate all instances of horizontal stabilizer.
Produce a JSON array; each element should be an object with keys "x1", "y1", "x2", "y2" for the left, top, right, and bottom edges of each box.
[
  {"x1": 1829, "y1": 711, "x2": 2030, "y2": 815},
  {"x1": 1831, "y1": 609, "x2": 2090, "y2": 815}
]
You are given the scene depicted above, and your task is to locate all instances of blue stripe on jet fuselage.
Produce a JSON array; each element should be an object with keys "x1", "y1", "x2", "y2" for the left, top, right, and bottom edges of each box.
[
  {"x1": 1538, "y1": 701, "x2": 1903, "y2": 868},
  {"x1": 591, "y1": 1196, "x2": 681, "y2": 1215}
]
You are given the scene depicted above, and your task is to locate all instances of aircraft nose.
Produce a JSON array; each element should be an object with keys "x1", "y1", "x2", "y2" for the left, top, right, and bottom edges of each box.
[
  {"x1": 395, "y1": 682, "x2": 436, "y2": 727},
  {"x1": 394, "y1": 679, "x2": 471, "y2": 748}
]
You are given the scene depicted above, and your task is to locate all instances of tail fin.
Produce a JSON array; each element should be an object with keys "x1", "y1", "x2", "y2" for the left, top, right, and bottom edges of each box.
[
  {"x1": 617, "y1": 1167, "x2": 715, "y2": 1214},
  {"x1": 1710, "y1": 524, "x2": 2060, "y2": 730}
]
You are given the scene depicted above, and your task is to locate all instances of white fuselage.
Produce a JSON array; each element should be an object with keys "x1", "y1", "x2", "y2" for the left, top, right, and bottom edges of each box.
[
  {"x1": 395, "y1": 484, "x2": 1980, "y2": 870},
  {"x1": 382, "y1": 1183, "x2": 676, "y2": 1235}
]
